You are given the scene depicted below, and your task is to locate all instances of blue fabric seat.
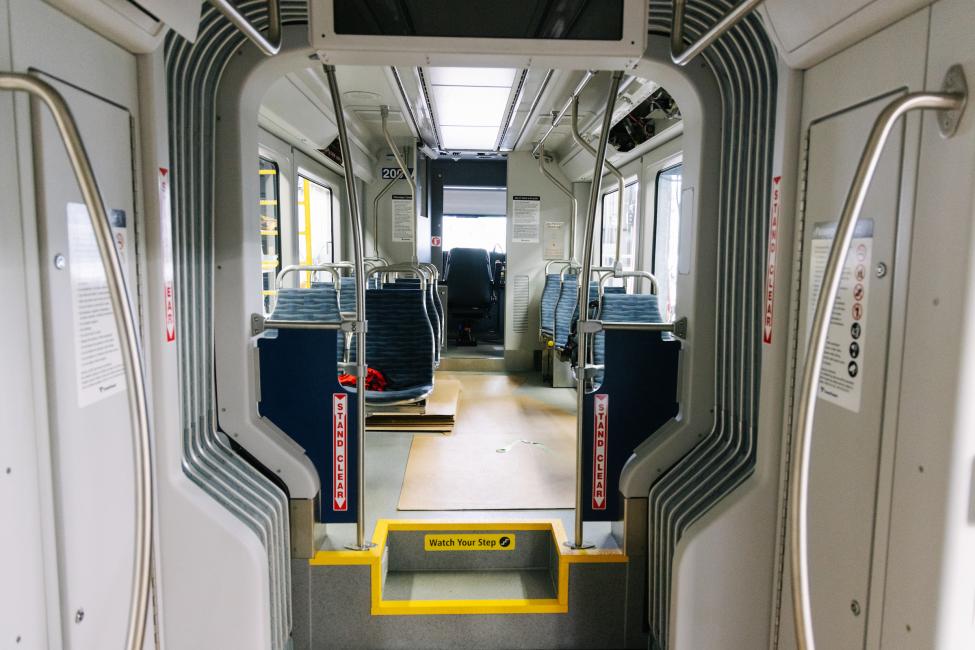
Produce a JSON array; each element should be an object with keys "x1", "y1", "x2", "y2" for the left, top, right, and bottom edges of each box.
[
  {"x1": 390, "y1": 279, "x2": 441, "y2": 364},
  {"x1": 593, "y1": 293, "x2": 663, "y2": 386},
  {"x1": 348, "y1": 288, "x2": 435, "y2": 405},
  {"x1": 271, "y1": 286, "x2": 340, "y2": 322},
  {"x1": 553, "y1": 275, "x2": 579, "y2": 349},
  {"x1": 540, "y1": 273, "x2": 561, "y2": 338}
]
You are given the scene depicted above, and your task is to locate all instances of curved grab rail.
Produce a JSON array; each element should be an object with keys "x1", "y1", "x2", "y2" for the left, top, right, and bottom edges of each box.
[
  {"x1": 0, "y1": 73, "x2": 153, "y2": 650},
  {"x1": 531, "y1": 71, "x2": 595, "y2": 158},
  {"x1": 371, "y1": 177, "x2": 397, "y2": 255},
  {"x1": 537, "y1": 146, "x2": 578, "y2": 260},
  {"x1": 366, "y1": 264, "x2": 429, "y2": 291},
  {"x1": 544, "y1": 259, "x2": 577, "y2": 275},
  {"x1": 571, "y1": 96, "x2": 625, "y2": 268},
  {"x1": 208, "y1": 0, "x2": 282, "y2": 56},
  {"x1": 598, "y1": 269, "x2": 658, "y2": 295},
  {"x1": 274, "y1": 263, "x2": 339, "y2": 289},
  {"x1": 789, "y1": 88, "x2": 966, "y2": 650},
  {"x1": 671, "y1": 0, "x2": 765, "y2": 66}
]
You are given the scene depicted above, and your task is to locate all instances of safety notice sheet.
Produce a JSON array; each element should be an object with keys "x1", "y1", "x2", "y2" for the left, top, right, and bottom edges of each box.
[
  {"x1": 512, "y1": 195, "x2": 540, "y2": 243},
  {"x1": 805, "y1": 219, "x2": 873, "y2": 413}
]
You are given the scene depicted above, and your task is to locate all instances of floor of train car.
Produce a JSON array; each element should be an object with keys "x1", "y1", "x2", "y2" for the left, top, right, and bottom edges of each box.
[{"x1": 317, "y1": 369, "x2": 617, "y2": 552}]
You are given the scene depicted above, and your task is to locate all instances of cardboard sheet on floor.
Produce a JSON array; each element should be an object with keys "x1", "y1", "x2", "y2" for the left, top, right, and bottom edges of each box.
[
  {"x1": 367, "y1": 379, "x2": 461, "y2": 433},
  {"x1": 397, "y1": 419, "x2": 575, "y2": 510}
]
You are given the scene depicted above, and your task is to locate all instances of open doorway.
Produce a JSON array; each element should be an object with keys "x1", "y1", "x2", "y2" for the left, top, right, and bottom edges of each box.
[{"x1": 441, "y1": 185, "x2": 507, "y2": 359}]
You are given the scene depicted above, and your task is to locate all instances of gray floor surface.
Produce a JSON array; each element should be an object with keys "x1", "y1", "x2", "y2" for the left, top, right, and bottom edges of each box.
[{"x1": 318, "y1": 370, "x2": 617, "y2": 552}]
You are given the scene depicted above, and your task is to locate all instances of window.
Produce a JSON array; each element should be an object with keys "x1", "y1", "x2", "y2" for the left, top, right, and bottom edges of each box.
[
  {"x1": 442, "y1": 215, "x2": 506, "y2": 253},
  {"x1": 259, "y1": 157, "x2": 281, "y2": 314},
  {"x1": 599, "y1": 181, "x2": 640, "y2": 288},
  {"x1": 296, "y1": 174, "x2": 334, "y2": 287},
  {"x1": 653, "y1": 164, "x2": 683, "y2": 321}
]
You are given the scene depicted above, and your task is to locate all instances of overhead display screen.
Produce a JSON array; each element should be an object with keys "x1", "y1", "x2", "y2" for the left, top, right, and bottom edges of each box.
[{"x1": 332, "y1": 0, "x2": 625, "y2": 41}]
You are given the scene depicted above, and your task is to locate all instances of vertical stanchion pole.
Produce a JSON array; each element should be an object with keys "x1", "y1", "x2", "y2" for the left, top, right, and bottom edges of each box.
[
  {"x1": 324, "y1": 64, "x2": 374, "y2": 551},
  {"x1": 569, "y1": 70, "x2": 623, "y2": 550}
]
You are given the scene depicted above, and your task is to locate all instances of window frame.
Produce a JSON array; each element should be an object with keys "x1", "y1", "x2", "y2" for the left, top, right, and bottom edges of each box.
[
  {"x1": 651, "y1": 160, "x2": 684, "y2": 319},
  {"x1": 258, "y1": 156, "x2": 282, "y2": 314},
  {"x1": 598, "y1": 177, "x2": 641, "y2": 289}
]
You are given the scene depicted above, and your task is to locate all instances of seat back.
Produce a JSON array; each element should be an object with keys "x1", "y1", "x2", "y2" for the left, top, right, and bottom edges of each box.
[
  {"x1": 338, "y1": 276, "x2": 357, "y2": 313},
  {"x1": 553, "y1": 274, "x2": 579, "y2": 348},
  {"x1": 593, "y1": 293, "x2": 663, "y2": 385},
  {"x1": 270, "y1": 285, "x2": 340, "y2": 322},
  {"x1": 393, "y1": 278, "x2": 442, "y2": 361},
  {"x1": 445, "y1": 247, "x2": 494, "y2": 311},
  {"x1": 349, "y1": 289, "x2": 435, "y2": 390},
  {"x1": 539, "y1": 274, "x2": 563, "y2": 337}
]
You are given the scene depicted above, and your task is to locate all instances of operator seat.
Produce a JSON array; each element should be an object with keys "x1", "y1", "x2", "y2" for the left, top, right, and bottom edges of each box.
[{"x1": 444, "y1": 247, "x2": 494, "y2": 345}]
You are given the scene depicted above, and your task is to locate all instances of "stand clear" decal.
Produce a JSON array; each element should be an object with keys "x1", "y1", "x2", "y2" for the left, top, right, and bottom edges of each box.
[
  {"x1": 592, "y1": 394, "x2": 609, "y2": 510},
  {"x1": 333, "y1": 393, "x2": 348, "y2": 511}
]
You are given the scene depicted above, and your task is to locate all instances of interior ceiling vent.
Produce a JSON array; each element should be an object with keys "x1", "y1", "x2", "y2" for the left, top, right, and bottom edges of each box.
[{"x1": 319, "y1": 138, "x2": 343, "y2": 165}]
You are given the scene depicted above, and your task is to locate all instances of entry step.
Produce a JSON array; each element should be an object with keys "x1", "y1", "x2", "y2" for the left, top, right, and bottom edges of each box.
[{"x1": 383, "y1": 568, "x2": 557, "y2": 601}]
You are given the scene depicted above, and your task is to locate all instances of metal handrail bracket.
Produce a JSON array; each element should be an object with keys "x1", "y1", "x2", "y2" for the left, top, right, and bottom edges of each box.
[
  {"x1": 208, "y1": 0, "x2": 282, "y2": 57},
  {"x1": 0, "y1": 73, "x2": 152, "y2": 650},
  {"x1": 789, "y1": 77, "x2": 966, "y2": 650},
  {"x1": 671, "y1": 0, "x2": 765, "y2": 66}
]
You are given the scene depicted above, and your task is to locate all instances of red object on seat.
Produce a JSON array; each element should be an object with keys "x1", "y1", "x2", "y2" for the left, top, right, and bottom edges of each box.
[{"x1": 338, "y1": 368, "x2": 388, "y2": 391}]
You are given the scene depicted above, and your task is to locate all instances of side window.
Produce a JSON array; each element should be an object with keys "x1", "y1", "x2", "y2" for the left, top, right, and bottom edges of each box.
[
  {"x1": 600, "y1": 181, "x2": 640, "y2": 289},
  {"x1": 259, "y1": 157, "x2": 281, "y2": 315},
  {"x1": 296, "y1": 174, "x2": 334, "y2": 286},
  {"x1": 653, "y1": 163, "x2": 683, "y2": 321}
]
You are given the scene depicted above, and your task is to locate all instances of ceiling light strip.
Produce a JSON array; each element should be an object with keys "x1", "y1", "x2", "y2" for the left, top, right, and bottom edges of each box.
[
  {"x1": 389, "y1": 66, "x2": 423, "y2": 144},
  {"x1": 495, "y1": 69, "x2": 529, "y2": 151},
  {"x1": 415, "y1": 67, "x2": 444, "y2": 151}
]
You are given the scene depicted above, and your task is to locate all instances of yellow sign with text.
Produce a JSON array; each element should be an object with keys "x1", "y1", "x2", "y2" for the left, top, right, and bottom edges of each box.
[{"x1": 424, "y1": 533, "x2": 516, "y2": 552}]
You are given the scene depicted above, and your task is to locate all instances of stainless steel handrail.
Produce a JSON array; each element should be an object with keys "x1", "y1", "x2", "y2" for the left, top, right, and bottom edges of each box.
[
  {"x1": 570, "y1": 70, "x2": 624, "y2": 550},
  {"x1": 571, "y1": 96, "x2": 625, "y2": 267},
  {"x1": 0, "y1": 73, "x2": 152, "y2": 650},
  {"x1": 671, "y1": 0, "x2": 765, "y2": 66},
  {"x1": 531, "y1": 71, "x2": 595, "y2": 157},
  {"x1": 262, "y1": 319, "x2": 342, "y2": 331},
  {"x1": 324, "y1": 64, "x2": 374, "y2": 551},
  {"x1": 537, "y1": 145, "x2": 578, "y2": 261},
  {"x1": 381, "y1": 105, "x2": 418, "y2": 266},
  {"x1": 366, "y1": 264, "x2": 429, "y2": 291},
  {"x1": 600, "y1": 321, "x2": 678, "y2": 332},
  {"x1": 371, "y1": 178, "x2": 397, "y2": 256},
  {"x1": 598, "y1": 269, "x2": 658, "y2": 295},
  {"x1": 208, "y1": 0, "x2": 282, "y2": 56},
  {"x1": 275, "y1": 263, "x2": 339, "y2": 288},
  {"x1": 789, "y1": 88, "x2": 966, "y2": 650}
]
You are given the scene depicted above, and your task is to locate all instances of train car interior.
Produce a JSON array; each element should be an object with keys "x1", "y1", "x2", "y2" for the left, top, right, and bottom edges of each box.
[{"x1": 2, "y1": 1, "x2": 973, "y2": 649}]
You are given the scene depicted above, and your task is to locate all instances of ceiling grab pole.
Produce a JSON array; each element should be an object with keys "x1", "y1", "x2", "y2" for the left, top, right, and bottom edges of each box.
[
  {"x1": 569, "y1": 70, "x2": 624, "y2": 550},
  {"x1": 536, "y1": 143, "x2": 578, "y2": 261},
  {"x1": 324, "y1": 64, "x2": 375, "y2": 552},
  {"x1": 381, "y1": 105, "x2": 418, "y2": 266},
  {"x1": 571, "y1": 95, "x2": 624, "y2": 272}
]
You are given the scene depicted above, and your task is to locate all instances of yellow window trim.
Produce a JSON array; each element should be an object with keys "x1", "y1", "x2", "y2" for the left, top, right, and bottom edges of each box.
[{"x1": 308, "y1": 519, "x2": 626, "y2": 616}]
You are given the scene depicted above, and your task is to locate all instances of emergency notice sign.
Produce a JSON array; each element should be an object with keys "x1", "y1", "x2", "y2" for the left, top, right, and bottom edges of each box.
[
  {"x1": 806, "y1": 220, "x2": 873, "y2": 413},
  {"x1": 333, "y1": 393, "x2": 348, "y2": 511},
  {"x1": 763, "y1": 176, "x2": 782, "y2": 344},
  {"x1": 592, "y1": 394, "x2": 609, "y2": 510}
]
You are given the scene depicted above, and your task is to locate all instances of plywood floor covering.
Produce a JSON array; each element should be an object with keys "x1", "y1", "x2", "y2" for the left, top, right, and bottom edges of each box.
[{"x1": 397, "y1": 372, "x2": 576, "y2": 510}]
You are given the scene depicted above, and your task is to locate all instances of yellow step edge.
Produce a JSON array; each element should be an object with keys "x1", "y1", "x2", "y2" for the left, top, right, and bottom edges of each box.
[{"x1": 309, "y1": 519, "x2": 627, "y2": 616}]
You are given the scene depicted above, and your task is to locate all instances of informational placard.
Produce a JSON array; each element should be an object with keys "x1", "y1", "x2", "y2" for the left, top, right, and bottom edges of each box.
[
  {"x1": 391, "y1": 194, "x2": 414, "y2": 243},
  {"x1": 543, "y1": 221, "x2": 565, "y2": 260},
  {"x1": 424, "y1": 533, "x2": 515, "y2": 551},
  {"x1": 512, "y1": 195, "x2": 540, "y2": 243},
  {"x1": 66, "y1": 202, "x2": 126, "y2": 408},
  {"x1": 806, "y1": 219, "x2": 873, "y2": 413}
]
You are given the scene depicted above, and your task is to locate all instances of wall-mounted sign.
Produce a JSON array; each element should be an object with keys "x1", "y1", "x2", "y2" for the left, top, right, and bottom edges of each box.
[
  {"x1": 392, "y1": 194, "x2": 414, "y2": 242},
  {"x1": 512, "y1": 195, "x2": 540, "y2": 243}
]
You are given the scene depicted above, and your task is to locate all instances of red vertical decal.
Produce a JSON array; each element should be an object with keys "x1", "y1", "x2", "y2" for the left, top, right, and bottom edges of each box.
[
  {"x1": 332, "y1": 394, "x2": 348, "y2": 511},
  {"x1": 763, "y1": 175, "x2": 782, "y2": 345},
  {"x1": 159, "y1": 167, "x2": 176, "y2": 343},
  {"x1": 592, "y1": 394, "x2": 609, "y2": 510}
]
